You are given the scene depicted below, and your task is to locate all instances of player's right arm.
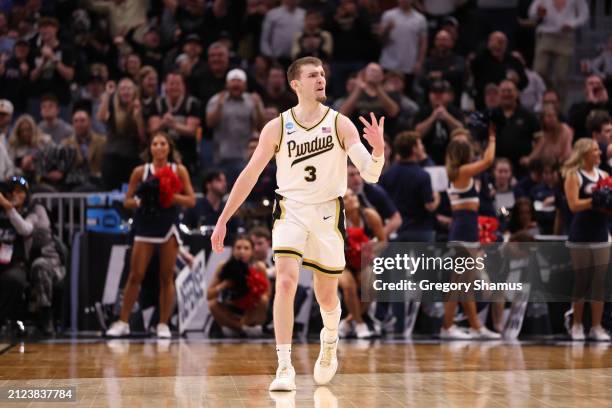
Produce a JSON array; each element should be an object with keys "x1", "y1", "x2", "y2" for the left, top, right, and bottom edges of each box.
[{"x1": 211, "y1": 117, "x2": 280, "y2": 252}]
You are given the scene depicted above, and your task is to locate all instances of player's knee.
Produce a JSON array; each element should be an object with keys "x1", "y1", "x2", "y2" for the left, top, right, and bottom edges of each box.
[{"x1": 275, "y1": 273, "x2": 298, "y2": 296}]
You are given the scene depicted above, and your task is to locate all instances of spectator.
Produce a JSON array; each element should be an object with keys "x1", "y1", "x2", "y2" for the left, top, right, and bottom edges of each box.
[
  {"x1": 380, "y1": 131, "x2": 439, "y2": 242},
  {"x1": 414, "y1": 79, "x2": 464, "y2": 165},
  {"x1": 492, "y1": 157, "x2": 516, "y2": 215},
  {"x1": 523, "y1": 103, "x2": 572, "y2": 167},
  {"x1": 138, "y1": 66, "x2": 159, "y2": 125},
  {"x1": 569, "y1": 75, "x2": 612, "y2": 140},
  {"x1": 586, "y1": 110, "x2": 612, "y2": 172},
  {"x1": 193, "y1": 42, "x2": 230, "y2": 104},
  {"x1": 97, "y1": 78, "x2": 145, "y2": 190},
  {"x1": 8, "y1": 114, "x2": 52, "y2": 181},
  {"x1": 423, "y1": 29, "x2": 466, "y2": 104},
  {"x1": 29, "y1": 17, "x2": 75, "y2": 119},
  {"x1": 347, "y1": 162, "x2": 402, "y2": 239},
  {"x1": 206, "y1": 69, "x2": 264, "y2": 186},
  {"x1": 339, "y1": 188, "x2": 383, "y2": 339},
  {"x1": 328, "y1": 0, "x2": 373, "y2": 96},
  {"x1": 490, "y1": 80, "x2": 539, "y2": 177},
  {"x1": 120, "y1": 25, "x2": 164, "y2": 75},
  {"x1": 120, "y1": 53, "x2": 142, "y2": 83},
  {"x1": 529, "y1": 0, "x2": 589, "y2": 104},
  {"x1": 174, "y1": 34, "x2": 206, "y2": 88},
  {"x1": 507, "y1": 196, "x2": 539, "y2": 235},
  {"x1": 245, "y1": 136, "x2": 277, "y2": 204},
  {"x1": 383, "y1": 71, "x2": 419, "y2": 131},
  {"x1": 0, "y1": 11, "x2": 13, "y2": 56},
  {"x1": 192, "y1": 42, "x2": 231, "y2": 171},
  {"x1": 79, "y1": 64, "x2": 108, "y2": 135},
  {"x1": 515, "y1": 158, "x2": 544, "y2": 199},
  {"x1": 512, "y1": 51, "x2": 546, "y2": 113},
  {"x1": 0, "y1": 99, "x2": 13, "y2": 144},
  {"x1": 0, "y1": 39, "x2": 31, "y2": 115},
  {"x1": 531, "y1": 161, "x2": 560, "y2": 235},
  {"x1": 291, "y1": 9, "x2": 333, "y2": 61},
  {"x1": 260, "y1": 0, "x2": 306, "y2": 64},
  {"x1": 149, "y1": 72, "x2": 201, "y2": 176},
  {"x1": 207, "y1": 235, "x2": 270, "y2": 337},
  {"x1": 249, "y1": 226, "x2": 273, "y2": 269},
  {"x1": 183, "y1": 169, "x2": 240, "y2": 237},
  {"x1": 262, "y1": 64, "x2": 297, "y2": 112},
  {"x1": 160, "y1": 0, "x2": 228, "y2": 51},
  {"x1": 85, "y1": 0, "x2": 148, "y2": 42},
  {"x1": 379, "y1": 0, "x2": 427, "y2": 95},
  {"x1": 339, "y1": 63, "x2": 400, "y2": 137},
  {"x1": 470, "y1": 31, "x2": 527, "y2": 110},
  {"x1": 61, "y1": 109, "x2": 106, "y2": 191},
  {"x1": 38, "y1": 94, "x2": 73, "y2": 144},
  {"x1": 582, "y1": 34, "x2": 612, "y2": 96}
]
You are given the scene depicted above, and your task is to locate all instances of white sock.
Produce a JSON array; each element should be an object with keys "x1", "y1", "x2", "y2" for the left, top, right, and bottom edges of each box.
[
  {"x1": 276, "y1": 344, "x2": 292, "y2": 366},
  {"x1": 321, "y1": 300, "x2": 341, "y2": 342}
]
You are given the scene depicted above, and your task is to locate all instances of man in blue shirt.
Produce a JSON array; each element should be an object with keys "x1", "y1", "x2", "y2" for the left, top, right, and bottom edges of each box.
[{"x1": 380, "y1": 131, "x2": 439, "y2": 242}]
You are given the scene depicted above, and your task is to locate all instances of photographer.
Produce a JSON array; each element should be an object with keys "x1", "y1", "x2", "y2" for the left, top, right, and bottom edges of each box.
[
  {"x1": 0, "y1": 176, "x2": 60, "y2": 333},
  {"x1": 207, "y1": 235, "x2": 270, "y2": 338}
]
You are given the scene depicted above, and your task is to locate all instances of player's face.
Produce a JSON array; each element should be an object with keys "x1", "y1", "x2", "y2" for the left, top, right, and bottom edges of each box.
[
  {"x1": 150, "y1": 135, "x2": 170, "y2": 160},
  {"x1": 297, "y1": 64, "x2": 326, "y2": 103},
  {"x1": 233, "y1": 239, "x2": 253, "y2": 262}
]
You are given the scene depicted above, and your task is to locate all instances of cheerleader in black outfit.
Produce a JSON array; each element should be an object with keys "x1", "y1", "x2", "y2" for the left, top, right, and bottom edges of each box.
[
  {"x1": 441, "y1": 126, "x2": 501, "y2": 340},
  {"x1": 106, "y1": 131, "x2": 195, "y2": 338},
  {"x1": 563, "y1": 138, "x2": 611, "y2": 341}
]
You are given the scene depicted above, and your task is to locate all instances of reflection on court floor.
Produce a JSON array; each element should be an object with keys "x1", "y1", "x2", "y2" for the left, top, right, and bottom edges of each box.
[{"x1": 1, "y1": 339, "x2": 611, "y2": 407}]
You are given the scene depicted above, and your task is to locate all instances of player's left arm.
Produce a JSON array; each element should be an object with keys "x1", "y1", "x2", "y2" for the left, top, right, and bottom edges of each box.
[{"x1": 337, "y1": 112, "x2": 385, "y2": 183}]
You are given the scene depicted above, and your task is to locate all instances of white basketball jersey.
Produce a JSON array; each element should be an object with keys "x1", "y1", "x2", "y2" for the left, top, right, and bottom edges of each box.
[{"x1": 275, "y1": 107, "x2": 347, "y2": 204}]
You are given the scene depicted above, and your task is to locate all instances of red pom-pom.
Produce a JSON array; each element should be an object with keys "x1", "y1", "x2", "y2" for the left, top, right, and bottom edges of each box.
[
  {"x1": 155, "y1": 166, "x2": 183, "y2": 208},
  {"x1": 478, "y1": 216, "x2": 499, "y2": 243},
  {"x1": 233, "y1": 267, "x2": 269, "y2": 310},
  {"x1": 595, "y1": 175, "x2": 612, "y2": 191},
  {"x1": 346, "y1": 227, "x2": 370, "y2": 272}
]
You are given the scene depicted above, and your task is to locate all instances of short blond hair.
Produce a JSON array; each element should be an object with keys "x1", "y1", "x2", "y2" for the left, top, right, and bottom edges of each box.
[{"x1": 287, "y1": 57, "x2": 323, "y2": 83}]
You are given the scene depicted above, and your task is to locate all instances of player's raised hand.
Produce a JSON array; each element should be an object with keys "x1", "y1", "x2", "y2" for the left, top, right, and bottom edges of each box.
[
  {"x1": 210, "y1": 222, "x2": 226, "y2": 253},
  {"x1": 358, "y1": 112, "x2": 385, "y2": 155}
]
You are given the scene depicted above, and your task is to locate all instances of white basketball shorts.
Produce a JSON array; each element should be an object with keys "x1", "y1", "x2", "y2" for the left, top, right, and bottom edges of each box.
[{"x1": 271, "y1": 193, "x2": 346, "y2": 276}]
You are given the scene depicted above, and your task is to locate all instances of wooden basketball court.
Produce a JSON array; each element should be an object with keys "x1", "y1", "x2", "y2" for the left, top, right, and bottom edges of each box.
[{"x1": 1, "y1": 338, "x2": 611, "y2": 407}]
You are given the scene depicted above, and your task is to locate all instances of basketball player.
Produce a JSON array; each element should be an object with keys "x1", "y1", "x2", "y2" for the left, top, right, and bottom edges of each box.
[{"x1": 211, "y1": 56, "x2": 385, "y2": 391}]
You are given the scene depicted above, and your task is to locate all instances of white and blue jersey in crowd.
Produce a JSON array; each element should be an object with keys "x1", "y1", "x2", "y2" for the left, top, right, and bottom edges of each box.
[
  {"x1": 567, "y1": 168, "x2": 610, "y2": 248},
  {"x1": 448, "y1": 177, "x2": 480, "y2": 244},
  {"x1": 133, "y1": 163, "x2": 182, "y2": 244}
]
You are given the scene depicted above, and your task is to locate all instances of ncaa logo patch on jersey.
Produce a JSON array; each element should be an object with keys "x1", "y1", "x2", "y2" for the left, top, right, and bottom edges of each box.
[{"x1": 285, "y1": 122, "x2": 294, "y2": 130}]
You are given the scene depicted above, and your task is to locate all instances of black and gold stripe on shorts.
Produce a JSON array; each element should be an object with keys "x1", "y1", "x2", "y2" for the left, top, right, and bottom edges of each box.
[
  {"x1": 303, "y1": 258, "x2": 344, "y2": 276},
  {"x1": 272, "y1": 193, "x2": 285, "y2": 229},
  {"x1": 273, "y1": 247, "x2": 303, "y2": 261},
  {"x1": 335, "y1": 196, "x2": 346, "y2": 243}
]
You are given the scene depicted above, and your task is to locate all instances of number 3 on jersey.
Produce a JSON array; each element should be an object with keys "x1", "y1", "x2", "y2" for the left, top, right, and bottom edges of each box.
[{"x1": 304, "y1": 166, "x2": 317, "y2": 182}]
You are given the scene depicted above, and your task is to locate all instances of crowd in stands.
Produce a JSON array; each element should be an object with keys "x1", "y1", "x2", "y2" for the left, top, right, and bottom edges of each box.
[{"x1": 1, "y1": 0, "x2": 612, "y2": 339}]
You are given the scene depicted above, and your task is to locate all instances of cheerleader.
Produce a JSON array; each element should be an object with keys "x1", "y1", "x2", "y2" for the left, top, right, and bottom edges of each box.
[
  {"x1": 441, "y1": 126, "x2": 501, "y2": 340},
  {"x1": 106, "y1": 131, "x2": 195, "y2": 338},
  {"x1": 563, "y1": 138, "x2": 611, "y2": 341},
  {"x1": 207, "y1": 235, "x2": 270, "y2": 337}
]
